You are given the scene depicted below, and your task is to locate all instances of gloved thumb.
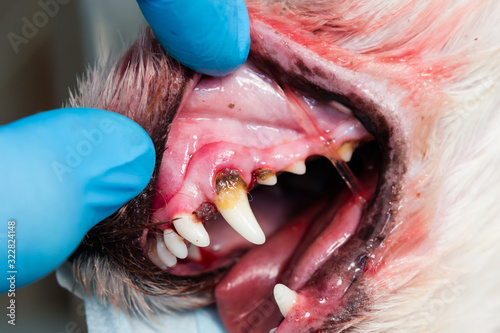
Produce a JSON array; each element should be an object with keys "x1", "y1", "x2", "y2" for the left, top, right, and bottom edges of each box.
[{"x1": 137, "y1": 0, "x2": 250, "y2": 76}]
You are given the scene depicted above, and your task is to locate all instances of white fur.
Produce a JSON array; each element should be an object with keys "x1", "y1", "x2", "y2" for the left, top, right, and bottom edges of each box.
[{"x1": 249, "y1": 0, "x2": 500, "y2": 331}]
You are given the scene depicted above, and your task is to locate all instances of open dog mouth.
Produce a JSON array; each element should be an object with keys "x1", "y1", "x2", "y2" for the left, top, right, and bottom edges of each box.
[
  {"x1": 70, "y1": 7, "x2": 408, "y2": 333},
  {"x1": 146, "y1": 58, "x2": 384, "y2": 332}
]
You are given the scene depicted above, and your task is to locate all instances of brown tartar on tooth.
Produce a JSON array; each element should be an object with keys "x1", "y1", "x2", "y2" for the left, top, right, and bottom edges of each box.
[
  {"x1": 337, "y1": 141, "x2": 357, "y2": 162},
  {"x1": 256, "y1": 168, "x2": 277, "y2": 186},
  {"x1": 194, "y1": 202, "x2": 218, "y2": 222},
  {"x1": 214, "y1": 169, "x2": 266, "y2": 245}
]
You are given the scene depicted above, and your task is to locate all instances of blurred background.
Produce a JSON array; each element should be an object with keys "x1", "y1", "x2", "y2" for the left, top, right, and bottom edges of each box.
[{"x1": 1, "y1": 1, "x2": 146, "y2": 331}]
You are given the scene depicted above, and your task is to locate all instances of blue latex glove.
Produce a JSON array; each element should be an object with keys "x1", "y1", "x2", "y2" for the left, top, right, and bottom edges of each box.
[
  {"x1": 0, "y1": 108, "x2": 155, "y2": 293},
  {"x1": 137, "y1": 0, "x2": 250, "y2": 76},
  {"x1": 84, "y1": 298, "x2": 227, "y2": 333}
]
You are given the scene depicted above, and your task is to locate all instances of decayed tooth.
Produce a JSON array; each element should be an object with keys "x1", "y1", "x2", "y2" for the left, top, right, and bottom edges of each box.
[
  {"x1": 164, "y1": 229, "x2": 188, "y2": 259},
  {"x1": 337, "y1": 142, "x2": 355, "y2": 162},
  {"x1": 256, "y1": 168, "x2": 277, "y2": 186},
  {"x1": 215, "y1": 170, "x2": 266, "y2": 245},
  {"x1": 155, "y1": 234, "x2": 177, "y2": 268},
  {"x1": 283, "y1": 161, "x2": 306, "y2": 175},
  {"x1": 173, "y1": 213, "x2": 210, "y2": 247},
  {"x1": 273, "y1": 284, "x2": 298, "y2": 317}
]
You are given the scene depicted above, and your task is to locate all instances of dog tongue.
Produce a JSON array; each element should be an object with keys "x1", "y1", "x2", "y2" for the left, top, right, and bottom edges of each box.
[
  {"x1": 215, "y1": 203, "x2": 317, "y2": 333},
  {"x1": 215, "y1": 187, "x2": 367, "y2": 333}
]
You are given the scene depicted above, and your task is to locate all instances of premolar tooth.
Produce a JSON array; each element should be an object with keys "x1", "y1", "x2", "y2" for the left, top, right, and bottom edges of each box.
[
  {"x1": 164, "y1": 229, "x2": 188, "y2": 259},
  {"x1": 284, "y1": 161, "x2": 306, "y2": 175},
  {"x1": 256, "y1": 169, "x2": 277, "y2": 186},
  {"x1": 173, "y1": 213, "x2": 210, "y2": 247},
  {"x1": 215, "y1": 170, "x2": 266, "y2": 245},
  {"x1": 155, "y1": 234, "x2": 177, "y2": 268},
  {"x1": 337, "y1": 142, "x2": 355, "y2": 162},
  {"x1": 273, "y1": 284, "x2": 298, "y2": 317}
]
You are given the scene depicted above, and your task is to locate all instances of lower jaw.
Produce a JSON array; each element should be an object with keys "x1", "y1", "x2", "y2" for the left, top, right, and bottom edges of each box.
[{"x1": 217, "y1": 179, "x2": 377, "y2": 332}]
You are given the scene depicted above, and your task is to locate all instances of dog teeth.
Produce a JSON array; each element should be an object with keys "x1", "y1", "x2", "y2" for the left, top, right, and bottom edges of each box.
[
  {"x1": 337, "y1": 142, "x2": 355, "y2": 162},
  {"x1": 155, "y1": 234, "x2": 177, "y2": 268},
  {"x1": 215, "y1": 170, "x2": 266, "y2": 245},
  {"x1": 283, "y1": 161, "x2": 306, "y2": 175},
  {"x1": 256, "y1": 169, "x2": 277, "y2": 186},
  {"x1": 163, "y1": 229, "x2": 188, "y2": 259},
  {"x1": 173, "y1": 213, "x2": 210, "y2": 247},
  {"x1": 148, "y1": 239, "x2": 168, "y2": 270},
  {"x1": 273, "y1": 284, "x2": 298, "y2": 317},
  {"x1": 187, "y1": 244, "x2": 202, "y2": 261}
]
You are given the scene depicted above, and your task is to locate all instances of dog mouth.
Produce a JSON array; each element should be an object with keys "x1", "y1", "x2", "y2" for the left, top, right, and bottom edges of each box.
[
  {"x1": 70, "y1": 13, "x2": 407, "y2": 333},
  {"x1": 142, "y1": 51, "x2": 401, "y2": 331},
  {"x1": 147, "y1": 58, "x2": 374, "y2": 267}
]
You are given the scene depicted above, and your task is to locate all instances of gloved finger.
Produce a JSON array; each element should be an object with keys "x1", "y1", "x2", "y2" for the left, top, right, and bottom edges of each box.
[
  {"x1": 0, "y1": 108, "x2": 155, "y2": 292},
  {"x1": 137, "y1": 0, "x2": 250, "y2": 76}
]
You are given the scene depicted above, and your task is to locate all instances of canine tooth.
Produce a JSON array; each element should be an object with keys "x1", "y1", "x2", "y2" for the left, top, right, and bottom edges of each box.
[
  {"x1": 173, "y1": 213, "x2": 210, "y2": 247},
  {"x1": 283, "y1": 161, "x2": 306, "y2": 175},
  {"x1": 273, "y1": 284, "x2": 297, "y2": 317},
  {"x1": 256, "y1": 169, "x2": 277, "y2": 186},
  {"x1": 215, "y1": 171, "x2": 266, "y2": 245},
  {"x1": 163, "y1": 229, "x2": 188, "y2": 259},
  {"x1": 337, "y1": 142, "x2": 355, "y2": 162},
  {"x1": 155, "y1": 234, "x2": 177, "y2": 267}
]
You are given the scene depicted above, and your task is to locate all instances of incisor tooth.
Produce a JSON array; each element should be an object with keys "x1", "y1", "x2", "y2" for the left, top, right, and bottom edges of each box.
[
  {"x1": 256, "y1": 169, "x2": 277, "y2": 186},
  {"x1": 163, "y1": 229, "x2": 188, "y2": 259},
  {"x1": 283, "y1": 161, "x2": 306, "y2": 175},
  {"x1": 155, "y1": 234, "x2": 177, "y2": 267},
  {"x1": 148, "y1": 240, "x2": 167, "y2": 270},
  {"x1": 173, "y1": 213, "x2": 210, "y2": 247},
  {"x1": 187, "y1": 244, "x2": 202, "y2": 261},
  {"x1": 337, "y1": 142, "x2": 355, "y2": 162},
  {"x1": 215, "y1": 170, "x2": 266, "y2": 245},
  {"x1": 273, "y1": 284, "x2": 298, "y2": 317}
]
